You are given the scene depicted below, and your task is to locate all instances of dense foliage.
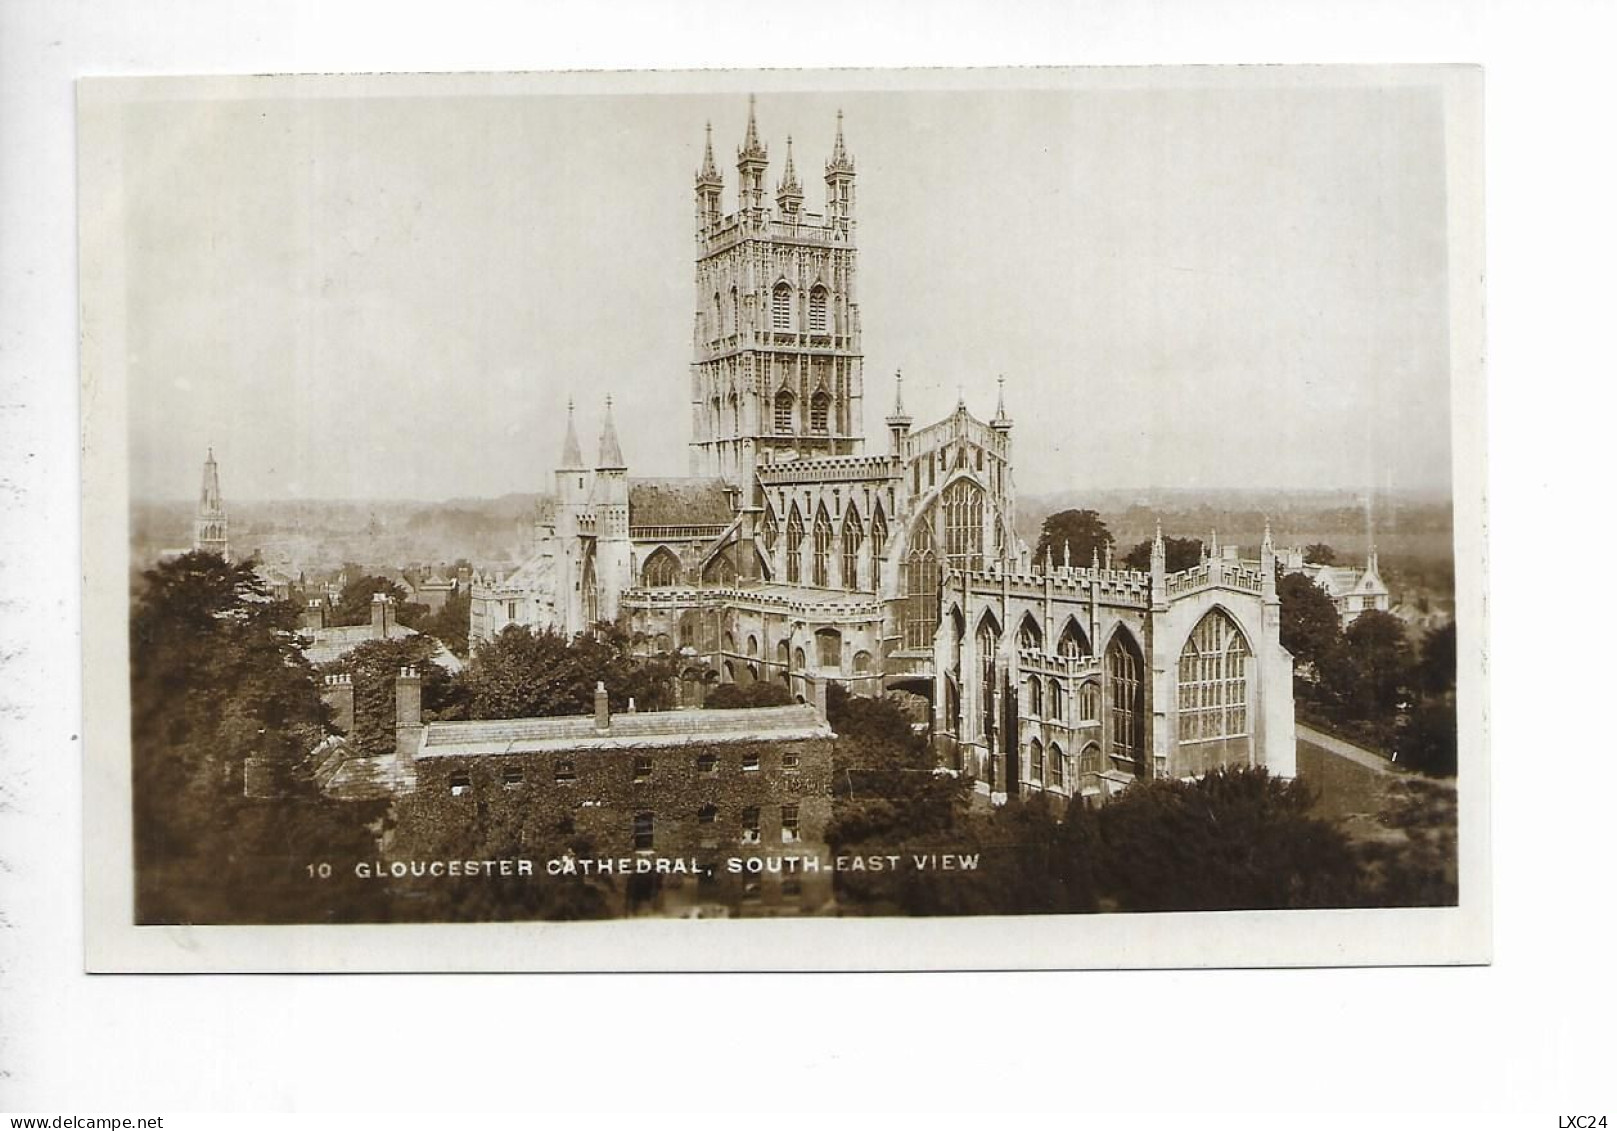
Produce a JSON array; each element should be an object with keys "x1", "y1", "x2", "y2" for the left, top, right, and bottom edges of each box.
[
  {"x1": 1033, "y1": 509, "x2": 1114, "y2": 569},
  {"x1": 461, "y1": 623, "x2": 682, "y2": 719},
  {"x1": 130, "y1": 552, "x2": 386, "y2": 923},
  {"x1": 1121, "y1": 534, "x2": 1204, "y2": 573}
]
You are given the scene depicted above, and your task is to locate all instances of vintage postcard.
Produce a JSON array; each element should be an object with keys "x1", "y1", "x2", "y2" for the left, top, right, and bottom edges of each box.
[{"x1": 79, "y1": 66, "x2": 1487, "y2": 971}]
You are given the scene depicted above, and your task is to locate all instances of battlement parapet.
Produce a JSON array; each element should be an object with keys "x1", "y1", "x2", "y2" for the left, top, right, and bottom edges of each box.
[{"x1": 757, "y1": 454, "x2": 900, "y2": 486}]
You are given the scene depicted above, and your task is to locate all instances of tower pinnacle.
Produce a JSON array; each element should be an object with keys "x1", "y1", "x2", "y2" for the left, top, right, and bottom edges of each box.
[
  {"x1": 597, "y1": 395, "x2": 626, "y2": 470},
  {"x1": 826, "y1": 108, "x2": 854, "y2": 174},
  {"x1": 776, "y1": 134, "x2": 804, "y2": 214},
  {"x1": 696, "y1": 121, "x2": 721, "y2": 185},
  {"x1": 559, "y1": 396, "x2": 585, "y2": 470}
]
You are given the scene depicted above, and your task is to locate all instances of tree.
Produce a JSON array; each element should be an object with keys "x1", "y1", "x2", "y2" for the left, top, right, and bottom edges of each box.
[
  {"x1": 420, "y1": 588, "x2": 472, "y2": 658},
  {"x1": 1277, "y1": 570, "x2": 1342, "y2": 670},
  {"x1": 1121, "y1": 535, "x2": 1203, "y2": 573},
  {"x1": 1413, "y1": 621, "x2": 1457, "y2": 698},
  {"x1": 1080, "y1": 767, "x2": 1364, "y2": 911},
  {"x1": 1332, "y1": 610, "x2": 1412, "y2": 722},
  {"x1": 1034, "y1": 509, "x2": 1114, "y2": 568},
  {"x1": 130, "y1": 552, "x2": 386, "y2": 924},
  {"x1": 1303, "y1": 542, "x2": 1338, "y2": 565},
  {"x1": 1397, "y1": 702, "x2": 1458, "y2": 778},
  {"x1": 332, "y1": 574, "x2": 429, "y2": 629},
  {"x1": 461, "y1": 624, "x2": 681, "y2": 721}
]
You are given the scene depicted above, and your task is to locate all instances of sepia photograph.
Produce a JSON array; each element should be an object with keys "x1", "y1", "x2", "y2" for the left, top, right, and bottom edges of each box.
[{"x1": 78, "y1": 66, "x2": 1486, "y2": 969}]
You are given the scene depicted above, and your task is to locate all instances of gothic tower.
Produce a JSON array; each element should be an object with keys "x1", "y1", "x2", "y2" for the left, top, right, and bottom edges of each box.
[
  {"x1": 689, "y1": 98, "x2": 865, "y2": 487},
  {"x1": 193, "y1": 447, "x2": 231, "y2": 561},
  {"x1": 591, "y1": 396, "x2": 632, "y2": 624}
]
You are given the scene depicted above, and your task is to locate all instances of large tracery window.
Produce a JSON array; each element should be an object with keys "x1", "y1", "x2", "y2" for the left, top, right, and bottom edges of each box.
[
  {"x1": 772, "y1": 283, "x2": 792, "y2": 331},
  {"x1": 1106, "y1": 632, "x2": 1145, "y2": 768},
  {"x1": 841, "y1": 506, "x2": 862, "y2": 589},
  {"x1": 941, "y1": 479, "x2": 985, "y2": 572},
  {"x1": 870, "y1": 507, "x2": 888, "y2": 589},
  {"x1": 1177, "y1": 608, "x2": 1250, "y2": 743},
  {"x1": 903, "y1": 526, "x2": 939, "y2": 650},
  {"x1": 811, "y1": 507, "x2": 832, "y2": 587},
  {"x1": 1078, "y1": 681, "x2": 1099, "y2": 721},
  {"x1": 642, "y1": 547, "x2": 680, "y2": 588},
  {"x1": 785, "y1": 506, "x2": 804, "y2": 584},
  {"x1": 809, "y1": 286, "x2": 828, "y2": 333},
  {"x1": 774, "y1": 389, "x2": 795, "y2": 434}
]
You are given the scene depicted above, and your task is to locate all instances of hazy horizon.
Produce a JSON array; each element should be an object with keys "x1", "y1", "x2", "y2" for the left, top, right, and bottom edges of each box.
[{"x1": 121, "y1": 75, "x2": 1456, "y2": 503}]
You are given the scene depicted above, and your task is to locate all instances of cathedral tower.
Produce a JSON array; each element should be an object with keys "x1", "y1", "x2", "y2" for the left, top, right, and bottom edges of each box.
[
  {"x1": 193, "y1": 447, "x2": 230, "y2": 561},
  {"x1": 690, "y1": 98, "x2": 865, "y2": 487}
]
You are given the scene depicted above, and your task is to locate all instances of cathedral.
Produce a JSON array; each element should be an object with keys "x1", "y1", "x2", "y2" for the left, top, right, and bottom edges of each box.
[{"x1": 470, "y1": 98, "x2": 1297, "y2": 803}]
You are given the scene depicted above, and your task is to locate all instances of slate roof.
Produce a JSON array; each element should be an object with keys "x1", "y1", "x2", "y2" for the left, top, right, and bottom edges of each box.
[
  {"x1": 300, "y1": 622, "x2": 464, "y2": 674},
  {"x1": 628, "y1": 478, "x2": 734, "y2": 529},
  {"x1": 417, "y1": 703, "x2": 832, "y2": 759}
]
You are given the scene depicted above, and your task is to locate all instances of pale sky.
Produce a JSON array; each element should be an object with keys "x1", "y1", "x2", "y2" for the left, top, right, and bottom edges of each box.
[{"x1": 120, "y1": 75, "x2": 1455, "y2": 503}]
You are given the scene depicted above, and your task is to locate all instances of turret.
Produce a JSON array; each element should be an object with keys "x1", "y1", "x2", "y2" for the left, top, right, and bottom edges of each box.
[
  {"x1": 555, "y1": 397, "x2": 588, "y2": 508},
  {"x1": 736, "y1": 95, "x2": 769, "y2": 215},
  {"x1": 1150, "y1": 520, "x2": 1168, "y2": 609},
  {"x1": 592, "y1": 396, "x2": 632, "y2": 623},
  {"x1": 824, "y1": 109, "x2": 856, "y2": 230},
  {"x1": 775, "y1": 135, "x2": 804, "y2": 218},
  {"x1": 694, "y1": 121, "x2": 724, "y2": 232},
  {"x1": 886, "y1": 369, "x2": 912, "y2": 454}
]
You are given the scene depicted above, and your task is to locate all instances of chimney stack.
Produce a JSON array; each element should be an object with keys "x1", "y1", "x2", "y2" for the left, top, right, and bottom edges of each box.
[
  {"x1": 396, "y1": 666, "x2": 423, "y2": 763},
  {"x1": 371, "y1": 592, "x2": 394, "y2": 638},
  {"x1": 323, "y1": 673, "x2": 355, "y2": 735},
  {"x1": 808, "y1": 676, "x2": 829, "y2": 723},
  {"x1": 594, "y1": 680, "x2": 610, "y2": 732},
  {"x1": 302, "y1": 598, "x2": 327, "y2": 632}
]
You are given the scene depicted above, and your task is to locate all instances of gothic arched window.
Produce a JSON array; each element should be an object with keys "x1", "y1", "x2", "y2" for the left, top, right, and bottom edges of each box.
[
  {"x1": 941, "y1": 479, "x2": 985, "y2": 572},
  {"x1": 1057, "y1": 618, "x2": 1091, "y2": 658},
  {"x1": 772, "y1": 282, "x2": 792, "y2": 332},
  {"x1": 712, "y1": 291, "x2": 722, "y2": 341},
  {"x1": 785, "y1": 506, "x2": 804, "y2": 584},
  {"x1": 730, "y1": 286, "x2": 740, "y2": 335},
  {"x1": 1107, "y1": 631, "x2": 1145, "y2": 767},
  {"x1": 903, "y1": 527, "x2": 939, "y2": 650},
  {"x1": 1049, "y1": 743, "x2": 1065, "y2": 789},
  {"x1": 1029, "y1": 737, "x2": 1044, "y2": 784},
  {"x1": 1177, "y1": 608, "x2": 1251, "y2": 744},
  {"x1": 759, "y1": 508, "x2": 778, "y2": 555},
  {"x1": 1017, "y1": 613, "x2": 1042, "y2": 651},
  {"x1": 810, "y1": 390, "x2": 831, "y2": 434},
  {"x1": 774, "y1": 389, "x2": 795, "y2": 434},
  {"x1": 1079, "y1": 680, "x2": 1099, "y2": 721},
  {"x1": 727, "y1": 392, "x2": 740, "y2": 434},
  {"x1": 870, "y1": 506, "x2": 888, "y2": 589},
  {"x1": 581, "y1": 548, "x2": 599, "y2": 628},
  {"x1": 1026, "y1": 676, "x2": 1043, "y2": 717},
  {"x1": 809, "y1": 286, "x2": 829, "y2": 333},
  {"x1": 1049, "y1": 678, "x2": 1064, "y2": 724},
  {"x1": 812, "y1": 506, "x2": 833, "y2": 587},
  {"x1": 976, "y1": 614, "x2": 1000, "y2": 744},
  {"x1": 841, "y1": 505, "x2": 862, "y2": 589},
  {"x1": 642, "y1": 547, "x2": 680, "y2": 588}
]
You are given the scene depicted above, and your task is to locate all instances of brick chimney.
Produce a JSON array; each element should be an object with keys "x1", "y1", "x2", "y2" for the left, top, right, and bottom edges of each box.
[
  {"x1": 594, "y1": 680, "x2": 610, "y2": 732},
  {"x1": 395, "y1": 666, "x2": 423, "y2": 763},
  {"x1": 322, "y1": 672, "x2": 355, "y2": 735},
  {"x1": 371, "y1": 592, "x2": 394, "y2": 638},
  {"x1": 301, "y1": 598, "x2": 327, "y2": 632}
]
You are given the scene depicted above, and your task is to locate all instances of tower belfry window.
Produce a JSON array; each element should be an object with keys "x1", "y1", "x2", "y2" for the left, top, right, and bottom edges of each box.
[
  {"x1": 810, "y1": 390, "x2": 831, "y2": 434},
  {"x1": 809, "y1": 287, "x2": 828, "y2": 333},
  {"x1": 774, "y1": 390, "x2": 795, "y2": 434},
  {"x1": 772, "y1": 283, "x2": 792, "y2": 332}
]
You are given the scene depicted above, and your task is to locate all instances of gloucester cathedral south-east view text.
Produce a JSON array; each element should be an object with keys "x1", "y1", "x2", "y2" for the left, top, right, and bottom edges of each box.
[{"x1": 468, "y1": 97, "x2": 1298, "y2": 804}]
